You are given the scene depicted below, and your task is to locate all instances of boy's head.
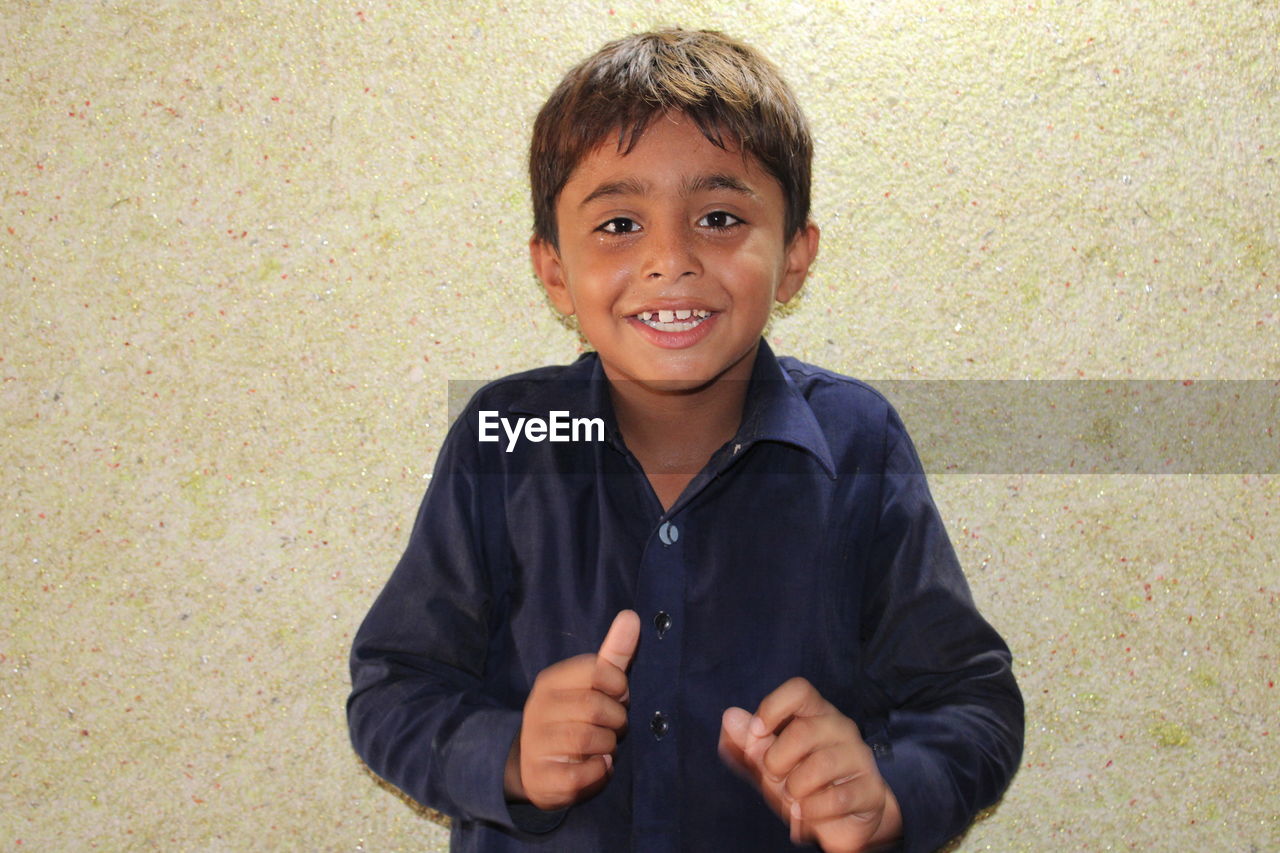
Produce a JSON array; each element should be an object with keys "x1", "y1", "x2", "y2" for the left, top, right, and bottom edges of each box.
[
  {"x1": 529, "y1": 28, "x2": 812, "y2": 249},
  {"x1": 527, "y1": 29, "x2": 820, "y2": 393}
]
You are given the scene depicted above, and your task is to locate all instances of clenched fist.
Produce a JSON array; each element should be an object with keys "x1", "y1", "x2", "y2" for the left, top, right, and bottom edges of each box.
[{"x1": 505, "y1": 610, "x2": 640, "y2": 811}]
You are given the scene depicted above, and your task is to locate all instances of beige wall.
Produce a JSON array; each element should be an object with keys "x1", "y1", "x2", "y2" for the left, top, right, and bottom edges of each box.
[{"x1": 2, "y1": 1, "x2": 1276, "y2": 849}]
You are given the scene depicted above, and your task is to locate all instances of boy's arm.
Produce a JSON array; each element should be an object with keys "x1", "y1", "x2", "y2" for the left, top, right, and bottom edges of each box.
[
  {"x1": 857, "y1": 407, "x2": 1025, "y2": 852},
  {"x1": 346, "y1": 414, "x2": 534, "y2": 831}
]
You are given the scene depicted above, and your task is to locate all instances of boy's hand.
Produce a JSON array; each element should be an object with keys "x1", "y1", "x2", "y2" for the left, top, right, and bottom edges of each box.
[
  {"x1": 505, "y1": 610, "x2": 640, "y2": 811},
  {"x1": 719, "y1": 678, "x2": 902, "y2": 852}
]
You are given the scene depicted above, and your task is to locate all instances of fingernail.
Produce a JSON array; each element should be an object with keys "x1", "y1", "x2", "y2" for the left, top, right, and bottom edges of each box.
[
  {"x1": 790, "y1": 801, "x2": 802, "y2": 821},
  {"x1": 749, "y1": 716, "x2": 766, "y2": 737},
  {"x1": 602, "y1": 753, "x2": 613, "y2": 772}
]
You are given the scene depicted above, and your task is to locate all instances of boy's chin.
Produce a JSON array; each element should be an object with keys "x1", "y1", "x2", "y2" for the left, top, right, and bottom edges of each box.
[
  {"x1": 610, "y1": 373, "x2": 738, "y2": 396},
  {"x1": 602, "y1": 345, "x2": 760, "y2": 396},
  {"x1": 638, "y1": 377, "x2": 715, "y2": 394}
]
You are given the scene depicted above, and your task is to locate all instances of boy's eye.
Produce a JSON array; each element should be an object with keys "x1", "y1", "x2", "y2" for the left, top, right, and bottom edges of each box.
[
  {"x1": 599, "y1": 217, "x2": 640, "y2": 234},
  {"x1": 698, "y1": 210, "x2": 743, "y2": 229}
]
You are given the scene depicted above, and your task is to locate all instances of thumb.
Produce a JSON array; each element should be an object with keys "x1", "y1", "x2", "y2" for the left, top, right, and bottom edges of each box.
[
  {"x1": 597, "y1": 609, "x2": 640, "y2": 672},
  {"x1": 720, "y1": 706, "x2": 752, "y2": 752}
]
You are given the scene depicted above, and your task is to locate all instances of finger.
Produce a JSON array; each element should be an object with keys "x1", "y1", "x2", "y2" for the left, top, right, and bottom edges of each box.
[
  {"x1": 718, "y1": 707, "x2": 754, "y2": 777},
  {"x1": 720, "y1": 706, "x2": 752, "y2": 751},
  {"x1": 744, "y1": 727, "x2": 777, "y2": 778},
  {"x1": 562, "y1": 686, "x2": 628, "y2": 731},
  {"x1": 721, "y1": 708, "x2": 796, "y2": 829},
  {"x1": 541, "y1": 720, "x2": 618, "y2": 761},
  {"x1": 749, "y1": 677, "x2": 832, "y2": 739},
  {"x1": 782, "y1": 734, "x2": 872, "y2": 802},
  {"x1": 790, "y1": 810, "x2": 807, "y2": 846},
  {"x1": 596, "y1": 610, "x2": 640, "y2": 671},
  {"x1": 791, "y1": 770, "x2": 885, "y2": 825},
  {"x1": 574, "y1": 753, "x2": 614, "y2": 796},
  {"x1": 590, "y1": 656, "x2": 629, "y2": 701},
  {"x1": 535, "y1": 653, "x2": 599, "y2": 690},
  {"x1": 767, "y1": 713, "x2": 858, "y2": 785},
  {"x1": 593, "y1": 610, "x2": 640, "y2": 701},
  {"x1": 528, "y1": 753, "x2": 613, "y2": 809}
]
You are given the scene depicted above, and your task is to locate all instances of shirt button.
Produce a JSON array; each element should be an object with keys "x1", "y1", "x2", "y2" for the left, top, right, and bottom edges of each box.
[
  {"x1": 653, "y1": 611, "x2": 672, "y2": 637},
  {"x1": 650, "y1": 711, "x2": 669, "y2": 740},
  {"x1": 658, "y1": 521, "x2": 679, "y2": 545}
]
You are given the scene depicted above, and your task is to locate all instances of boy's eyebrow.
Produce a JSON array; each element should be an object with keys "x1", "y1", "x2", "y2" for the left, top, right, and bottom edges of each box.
[
  {"x1": 579, "y1": 177, "x2": 650, "y2": 208},
  {"x1": 578, "y1": 173, "x2": 761, "y2": 208},
  {"x1": 682, "y1": 173, "x2": 760, "y2": 200}
]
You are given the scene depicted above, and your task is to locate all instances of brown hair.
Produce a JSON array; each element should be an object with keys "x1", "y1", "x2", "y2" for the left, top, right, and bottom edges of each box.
[{"x1": 529, "y1": 28, "x2": 812, "y2": 248}]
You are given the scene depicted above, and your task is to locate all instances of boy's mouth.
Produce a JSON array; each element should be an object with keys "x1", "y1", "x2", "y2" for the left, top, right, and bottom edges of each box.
[{"x1": 632, "y1": 308, "x2": 713, "y2": 333}]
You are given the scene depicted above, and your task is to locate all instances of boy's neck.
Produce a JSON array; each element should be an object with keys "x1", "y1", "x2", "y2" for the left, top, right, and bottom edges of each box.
[{"x1": 605, "y1": 344, "x2": 758, "y2": 509}]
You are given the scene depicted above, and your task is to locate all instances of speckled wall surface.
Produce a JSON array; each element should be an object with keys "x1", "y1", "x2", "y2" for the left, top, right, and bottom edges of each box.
[{"x1": 2, "y1": 1, "x2": 1276, "y2": 849}]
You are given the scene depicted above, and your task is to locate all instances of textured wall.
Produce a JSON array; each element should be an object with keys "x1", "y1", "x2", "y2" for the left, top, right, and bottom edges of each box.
[{"x1": 2, "y1": 1, "x2": 1277, "y2": 849}]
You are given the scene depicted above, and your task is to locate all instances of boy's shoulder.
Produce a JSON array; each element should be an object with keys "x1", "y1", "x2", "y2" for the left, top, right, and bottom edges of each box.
[
  {"x1": 457, "y1": 353, "x2": 602, "y2": 418},
  {"x1": 775, "y1": 354, "x2": 892, "y2": 408},
  {"x1": 773, "y1": 353, "x2": 899, "y2": 428},
  {"x1": 444, "y1": 354, "x2": 608, "y2": 470},
  {"x1": 765, "y1": 353, "x2": 911, "y2": 473}
]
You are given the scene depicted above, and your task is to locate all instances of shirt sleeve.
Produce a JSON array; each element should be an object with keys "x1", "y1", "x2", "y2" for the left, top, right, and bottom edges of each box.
[
  {"x1": 860, "y1": 406, "x2": 1025, "y2": 853},
  {"x1": 346, "y1": 406, "x2": 554, "y2": 833}
]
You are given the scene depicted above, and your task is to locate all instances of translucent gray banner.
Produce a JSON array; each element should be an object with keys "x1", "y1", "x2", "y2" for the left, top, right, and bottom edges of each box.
[{"x1": 447, "y1": 380, "x2": 1280, "y2": 474}]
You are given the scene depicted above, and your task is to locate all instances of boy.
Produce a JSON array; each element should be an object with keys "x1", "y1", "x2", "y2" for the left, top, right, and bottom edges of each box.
[{"x1": 348, "y1": 28, "x2": 1023, "y2": 852}]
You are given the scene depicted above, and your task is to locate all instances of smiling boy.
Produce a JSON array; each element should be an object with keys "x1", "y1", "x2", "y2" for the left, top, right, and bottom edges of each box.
[
  {"x1": 348, "y1": 29, "x2": 1023, "y2": 852},
  {"x1": 532, "y1": 109, "x2": 817, "y2": 512}
]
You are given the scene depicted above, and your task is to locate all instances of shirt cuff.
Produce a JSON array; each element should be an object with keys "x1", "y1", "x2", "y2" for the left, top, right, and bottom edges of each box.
[
  {"x1": 441, "y1": 705, "x2": 566, "y2": 834},
  {"x1": 874, "y1": 737, "x2": 961, "y2": 853}
]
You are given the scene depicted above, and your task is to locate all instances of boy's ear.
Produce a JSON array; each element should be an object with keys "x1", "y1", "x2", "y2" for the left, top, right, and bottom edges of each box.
[
  {"x1": 530, "y1": 235, "x2": 575, "y2": 316},
  {"x1": 776, "y1": 222, "x2": 820, "y2": 305}
]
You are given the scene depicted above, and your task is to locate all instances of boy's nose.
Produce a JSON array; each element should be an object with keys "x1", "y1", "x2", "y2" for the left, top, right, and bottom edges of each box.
[{"x1": 642, "y1": 224, "x2": 702, "y2": 281}]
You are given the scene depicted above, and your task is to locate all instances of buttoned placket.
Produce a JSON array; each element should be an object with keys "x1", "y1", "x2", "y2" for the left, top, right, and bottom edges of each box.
[
  {"x1": 619, "y1": 434, "x2": 753, "y2": 853},
  {"x1": 627, "y1": 508, "x2": 686, "y2": 853}
]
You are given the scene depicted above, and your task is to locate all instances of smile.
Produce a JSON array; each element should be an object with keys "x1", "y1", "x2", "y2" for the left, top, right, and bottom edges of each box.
[{"x1": 633, "y1": 308, "x2": 713, "y2": 332}]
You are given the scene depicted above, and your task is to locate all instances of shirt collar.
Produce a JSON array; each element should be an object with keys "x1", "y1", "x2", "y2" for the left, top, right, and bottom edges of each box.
[
  {"x1": 504, "y1": 339, "x2": 837, "y2": 477},
  {"x1": 733, "y1": 338, "x2": 838, "y2": 479}
]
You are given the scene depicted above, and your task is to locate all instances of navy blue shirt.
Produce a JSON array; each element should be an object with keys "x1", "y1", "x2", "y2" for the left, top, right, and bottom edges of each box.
[{"x1": 347, "y1": 340, "x2": 1023, "y2": 852}]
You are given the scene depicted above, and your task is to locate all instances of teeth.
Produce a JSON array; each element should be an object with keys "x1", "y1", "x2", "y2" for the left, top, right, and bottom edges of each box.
[
  {"x1": 635, "y1": 308, "x2": 713, "y2": 332},
  {"x1": 636, "y1": 309, "x2": 709, "y2": 320}
]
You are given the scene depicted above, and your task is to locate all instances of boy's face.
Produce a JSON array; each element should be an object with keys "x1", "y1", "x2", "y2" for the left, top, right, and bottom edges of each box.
[{"x1": 531, "y1": 112, "x2": 819, "y2": 394}]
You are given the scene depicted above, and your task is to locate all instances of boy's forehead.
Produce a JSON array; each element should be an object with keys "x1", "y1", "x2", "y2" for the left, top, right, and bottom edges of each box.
[{"x1": 563, "y1": 116, "x2": 777, "y2": 202}]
